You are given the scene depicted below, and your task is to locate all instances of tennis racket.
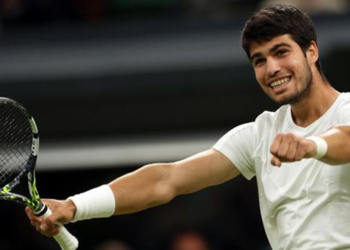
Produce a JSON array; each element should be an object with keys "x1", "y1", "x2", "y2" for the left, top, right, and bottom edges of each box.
[{"x1": 0, "y1": 97, "x2": 79, "y2": 250}]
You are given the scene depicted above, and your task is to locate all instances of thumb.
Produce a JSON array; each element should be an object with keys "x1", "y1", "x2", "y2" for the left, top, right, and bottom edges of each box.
[
  {"x1": 39, "y1": 215, "x2": 61, "y2": 237},
  {"x1": 271, "y1": 156, "x2": 282, "y2": 167},
  {"x1": 40, "y1": 207, "x2": 62, "y2": 230}
]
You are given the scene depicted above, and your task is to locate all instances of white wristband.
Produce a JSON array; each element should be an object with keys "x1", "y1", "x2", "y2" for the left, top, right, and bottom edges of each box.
[
  {"x1": 306, "y1": 136, "x2": 328, "y2": 159},
  {"x1": 68, "y1": 185, "x2": 115, "y2": 222}
]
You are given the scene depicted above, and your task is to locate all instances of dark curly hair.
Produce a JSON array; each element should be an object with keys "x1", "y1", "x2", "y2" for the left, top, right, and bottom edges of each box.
[{"x1": 242, "y1": 4, "x2": 323, "y2": 74}]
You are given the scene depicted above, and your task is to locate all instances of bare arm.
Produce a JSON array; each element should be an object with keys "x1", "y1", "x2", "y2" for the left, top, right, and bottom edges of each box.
[
  {"x1": 110, "y1": 149, "x2": 240, "y2": 214},
  {"x1": 317, "y1": 125, "x2": 350, "y2": 165},
  {"x1": 270, "y1": 125, "x2": 350, "y2": 166},
  {"x1": 26, "y1": 149, "x2": 240, "y2": 235}
]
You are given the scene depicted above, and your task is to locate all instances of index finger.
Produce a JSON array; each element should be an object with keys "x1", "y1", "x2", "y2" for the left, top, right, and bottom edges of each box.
[
  {"x1": 25, "y1": 207, "x2": 43, "y2": 227},
  {"x1": 270, "y1": 133, "x2": 284, "y2": 155},
  {"x1": 25, "y1": 207, "x2": 43, "y2": 224}
]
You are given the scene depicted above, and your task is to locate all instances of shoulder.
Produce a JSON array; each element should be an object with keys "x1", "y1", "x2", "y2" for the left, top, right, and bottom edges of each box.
[
  {"x1": 337, "y1": 92, "x2": 350, "y2": 121},
  {"x1": 218, "y1": 122, "x2": 256, "y2": 143},
  {"x1": 220, "y1": 106, "x2": 289, "y2": 142},
  {"x1": 335, "y1": 92, "x2": 350, "y2": 112},
  {"x1": 338, "y1": 92, "x2": 350, "y2": 103},
  {"x1": 216, "y1": 106, "x2": 290, "y2": 146}
]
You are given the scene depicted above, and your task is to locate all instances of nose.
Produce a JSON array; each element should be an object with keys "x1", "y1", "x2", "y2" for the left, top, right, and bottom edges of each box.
[{"x1": 266, "y1": 58, "x2": 281, "y2": 77}]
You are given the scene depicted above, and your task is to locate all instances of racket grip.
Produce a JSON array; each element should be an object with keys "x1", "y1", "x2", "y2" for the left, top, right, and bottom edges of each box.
[{"x1": 39, "y1": 206, "x2": 79, "y2": 250}]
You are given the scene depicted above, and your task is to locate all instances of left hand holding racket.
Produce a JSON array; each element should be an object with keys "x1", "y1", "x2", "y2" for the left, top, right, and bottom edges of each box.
[
  {"x1": 0, "y1": 97, "x2": 79, "y2": 250},
  {"x1": 26, "y1": 199, "x2": 77, "y2": 237}
]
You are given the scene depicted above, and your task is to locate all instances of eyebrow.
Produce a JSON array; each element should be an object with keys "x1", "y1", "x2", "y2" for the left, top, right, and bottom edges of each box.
[{"x1": 250, "y1": 42, "x2": 292, "y2": 62}]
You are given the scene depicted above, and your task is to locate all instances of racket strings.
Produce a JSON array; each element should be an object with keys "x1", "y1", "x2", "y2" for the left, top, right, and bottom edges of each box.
[{"x1": 0, "y1": 104, "x2": 32, "y2": 186}]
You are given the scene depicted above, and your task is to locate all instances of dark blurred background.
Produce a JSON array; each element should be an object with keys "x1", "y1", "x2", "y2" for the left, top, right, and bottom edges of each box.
[{"x1": 0, "y1": 0, "x2": 349, "y2": 249}]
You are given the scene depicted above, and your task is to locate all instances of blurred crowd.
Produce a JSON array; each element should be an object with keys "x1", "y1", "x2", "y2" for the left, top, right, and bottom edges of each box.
[
  {"x1": 2, "y1": 0, "x2": 348, "y2": 28},
  {"x1": 94, "y1": 229, "x2": 272, "y2": 250},
  {"x1": 95, "y1": 231, "x2": 212, "y2": 250}
]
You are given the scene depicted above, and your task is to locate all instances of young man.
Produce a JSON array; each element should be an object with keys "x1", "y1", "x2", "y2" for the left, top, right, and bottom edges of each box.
[{"x1": 27, "y1": 4, "x2": 350, "y2": 250}]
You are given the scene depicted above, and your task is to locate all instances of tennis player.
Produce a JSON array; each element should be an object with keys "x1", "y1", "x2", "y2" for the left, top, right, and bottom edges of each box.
[{"x1": 27, "y1": 4, "x2": 350, "y2": 249}]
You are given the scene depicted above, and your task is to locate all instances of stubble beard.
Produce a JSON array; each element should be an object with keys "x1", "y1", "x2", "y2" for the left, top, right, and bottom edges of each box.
[{"x1": 273, "y1": 62, "x2": 313, "y2": 106}]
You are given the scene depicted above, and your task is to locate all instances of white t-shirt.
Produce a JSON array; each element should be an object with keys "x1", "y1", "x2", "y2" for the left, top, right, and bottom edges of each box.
[{"x1": 213, "y1": 93, "x2": 350, "y2": 250}]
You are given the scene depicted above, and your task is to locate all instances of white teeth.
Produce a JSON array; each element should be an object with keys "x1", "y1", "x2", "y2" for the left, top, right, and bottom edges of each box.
[{"x1": 269, "y1": 78, "x2": 289, "y2": 89}]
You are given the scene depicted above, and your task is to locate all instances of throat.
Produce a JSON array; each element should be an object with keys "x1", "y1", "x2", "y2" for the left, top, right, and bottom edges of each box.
[{"x1": 291, "y1": 112, "x2": 318, "y2": 127}]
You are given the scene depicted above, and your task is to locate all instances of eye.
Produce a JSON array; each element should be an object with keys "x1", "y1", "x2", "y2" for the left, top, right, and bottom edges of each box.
[
  {"x1": 276, "y1": 49, "x2": 288, "y2": 56},
  {"x1": 254, "y1": 58, "x2": 266, "y2": 66}
]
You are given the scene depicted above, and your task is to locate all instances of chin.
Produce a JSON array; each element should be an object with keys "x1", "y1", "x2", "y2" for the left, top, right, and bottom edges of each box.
[
  {"x1": 275, "y1": 93, "x2": 303, "y2": 106},
  {"x1": 270, "y1": 93, "x2": 294, "y2": 106}
]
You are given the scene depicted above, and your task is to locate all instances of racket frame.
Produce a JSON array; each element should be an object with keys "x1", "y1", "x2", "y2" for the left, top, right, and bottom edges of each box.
[
  {"x1": 0, "y1": 97, "x2": 43, "y2": 213},
  {"x1": 0, "y1": 97, "x2": 79, "y2": 250}
]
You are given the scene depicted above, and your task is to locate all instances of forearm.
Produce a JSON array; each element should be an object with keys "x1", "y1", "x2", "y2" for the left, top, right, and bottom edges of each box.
[
  {"x1": 30, "y1": 150, "x2": 238, "y2": 231},
  {"x1": 109, "y1": 150, "x2": 240, "y2": 215},
  {"x1": 319, "y1": 125, "x2": 350, "y2": 165},
  {"x1": 109, "y1": 163, "x2": 176, "y2": 215},
  {"x1": 68, "y1": 150, "x2": 238, "y2": 220}
]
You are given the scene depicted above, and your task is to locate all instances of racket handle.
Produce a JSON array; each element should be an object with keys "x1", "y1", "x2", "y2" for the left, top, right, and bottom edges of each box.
[{"x1": 40, "y1": 206, "x2": 79, "y2": 250}]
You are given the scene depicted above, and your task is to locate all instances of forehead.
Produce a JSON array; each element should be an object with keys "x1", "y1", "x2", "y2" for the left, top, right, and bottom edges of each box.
[{"x1": 249, "y1": 34, "x2": 298, "y2": 57}]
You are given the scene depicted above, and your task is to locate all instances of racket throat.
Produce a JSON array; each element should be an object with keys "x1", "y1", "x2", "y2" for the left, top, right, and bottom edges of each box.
[{"x1": 27, "y1": 170, "x2": 44, "y2": 213}]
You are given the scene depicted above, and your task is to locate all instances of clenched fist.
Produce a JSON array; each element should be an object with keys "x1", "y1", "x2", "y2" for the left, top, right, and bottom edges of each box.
[{"x1": 270, "y1": 133, "x2": 317, "y2": 167}]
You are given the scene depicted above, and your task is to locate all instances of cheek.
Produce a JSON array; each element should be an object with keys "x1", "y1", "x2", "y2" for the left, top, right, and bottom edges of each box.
[
  {"x1": 254, "y1": 68, "x2": 265, "y2": 87},
  {"x1": 291, "y1": 58, "x2": 309, "y2": 80},
  {"x1": 283, "y1": 57, "x2": 301, "y2": 73}
]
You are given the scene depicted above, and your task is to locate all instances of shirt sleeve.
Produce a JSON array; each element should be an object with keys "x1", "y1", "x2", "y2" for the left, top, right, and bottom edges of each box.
[{"x1": 212, "y1": 122, "x2": 256, "y2": 180}]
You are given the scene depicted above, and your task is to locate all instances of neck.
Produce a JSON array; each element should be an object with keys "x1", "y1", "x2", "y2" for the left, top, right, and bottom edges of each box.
[{"x1": 291, "y1": 73, "x2": 339, "y2": 127}]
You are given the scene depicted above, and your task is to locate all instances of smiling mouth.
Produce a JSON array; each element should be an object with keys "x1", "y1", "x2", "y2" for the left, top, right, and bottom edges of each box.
[{"x1": 269, "y1": 77, "x2": 291, "y2": 89}]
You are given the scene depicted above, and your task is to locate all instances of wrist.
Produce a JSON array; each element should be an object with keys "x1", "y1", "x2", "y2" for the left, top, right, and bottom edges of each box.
[
  {"x1": 64, "y1": 199, "x2": 77, "y2": 222},
  {"x1": 306, "y1": 136, "x2": 328, "y2": 159},
  {"x1": 68, "y1": 185, "x2": 116, "y2": 222}
]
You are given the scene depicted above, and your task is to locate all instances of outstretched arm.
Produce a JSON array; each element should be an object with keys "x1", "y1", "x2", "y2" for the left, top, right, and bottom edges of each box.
[
  {"x1": 113, "y1": 149, "x2": 240, "y2": 214},
  {"x1": 270, "y1": 125, "x2": 350, "y2": 166},
  {"x1": 27, "y1": 149, "x2": 240, "y2": 235}
]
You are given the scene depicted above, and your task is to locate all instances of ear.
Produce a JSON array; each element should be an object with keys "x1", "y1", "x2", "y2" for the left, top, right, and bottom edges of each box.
[{"x1": 306, "y1": 41, "x2": 319, "y2": 65}]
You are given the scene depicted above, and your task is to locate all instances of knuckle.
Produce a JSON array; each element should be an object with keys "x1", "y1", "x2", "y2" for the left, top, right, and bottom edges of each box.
[
  {"x1": 302, "y1": 141, "x2": 311, "y2": 152},
  {"x1": 285, "y1": 133, "x2": 298, "y2": 141},
  {"x1": 275, "y1": 133, "x2": 282, "y2": 138},
  {"x1": 270, "y1": 147, "x2": 277, "y2": 154},
  {"x1": 285, "y1": 133, "x2": 293, "y2": 139},
  {"x1": 274, "y1": 133, "x2": 283, "y2": 142}
]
